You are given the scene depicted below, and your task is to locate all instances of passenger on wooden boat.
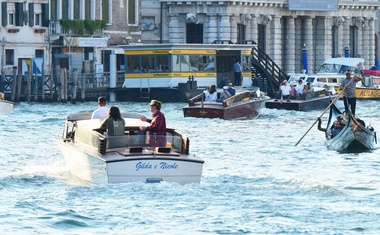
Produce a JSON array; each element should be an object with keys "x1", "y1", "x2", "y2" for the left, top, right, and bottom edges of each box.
[
  {"x1": 217, "y1": 86, "x2": 232, "y2": 102},
  {"x1": 91, "y1": 96, "x2": 108, "y2": 120},
  {"x1": 295, "y1": 79, "x2": 305, "y2": 99},
  {"x1": 227, "y1": 83, "x2": 236, "y2": 96},
  {"x1": 339, "y1": 69, "x2": 363, "y2": 116},
  {"x1": 275, "y1": 80, "x2": 291, "y2": 101},
  {"x1": 314, "y1": 78, "x2": 325, "y2": 88},
  {"x1": 317, "y1": 115, "x2": 346, "y2": 138},
  {"x1": 204, "y1": 85, "x2": 217, "y2": 102},
  {"x1": 100, "y1": 106, "x2": 126, "y2": 136},
  {"x1": 139, "y1": 100, "x2": 167, "y2": 147}
]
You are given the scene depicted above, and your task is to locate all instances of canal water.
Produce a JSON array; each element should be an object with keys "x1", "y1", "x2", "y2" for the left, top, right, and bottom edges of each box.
[{"x1": 1, "y1": 100, "x2": 379, "y2": 234}]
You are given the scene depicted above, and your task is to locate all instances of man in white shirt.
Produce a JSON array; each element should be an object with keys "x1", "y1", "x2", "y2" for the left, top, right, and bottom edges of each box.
[
  {"x1": 91, "y1": 96, "x2": 108, "y2": 119},
  {"x1": 280, "y1": 80, "x2": 291, "y2": 99}
]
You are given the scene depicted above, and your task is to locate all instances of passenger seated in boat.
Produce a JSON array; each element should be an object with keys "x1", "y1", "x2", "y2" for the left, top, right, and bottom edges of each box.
[
  {"x1": 303, "y1": 82, "x2": 313, "y2": 99},
  {"x1": 295, "y1": 79, "x2": 305, "y2": 99},
  {"x1": 100, "y1": 106, "x2": 126, "y2": 136},
  {"x1": 227, "y1": 83, "x2": 236, "y2": 96},
  {"x1": 314, "y1": 78, "x2": 325, "y2": 88},
  {"x1": 317, "y1": 115, "x2": 346, "y2": 138},
  {"x1": 204, "y1": 85, "x2": 217, "y2": 102},
  {"x1": 91, "y1": 96, "x2": 108, "y2": 120},
  {"x1": 217, "y1": 86, "x2": 232, "y2": 102}
]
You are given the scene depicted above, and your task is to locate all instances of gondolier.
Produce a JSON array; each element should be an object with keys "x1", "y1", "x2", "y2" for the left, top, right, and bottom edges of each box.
[{"x1": 339, "y1": 70, "x2": 363, "y2": 116}]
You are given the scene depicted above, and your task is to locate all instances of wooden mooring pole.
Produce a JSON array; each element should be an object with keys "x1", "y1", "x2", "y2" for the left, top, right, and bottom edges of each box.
[
  {"x1": 71, "y1": 69, "x2": 77, "y2": 104},
  {"x1": 81, "y1": 72, "x2": 86, "y2": 102},
  {"x1": 11, "y1": 66, "x2": 17, "y2": 101}
]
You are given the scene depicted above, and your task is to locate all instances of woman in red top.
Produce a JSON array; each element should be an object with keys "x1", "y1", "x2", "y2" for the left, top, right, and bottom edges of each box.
[{"x1": 139, "y1": 100, "x2": 167, "y2": 147}]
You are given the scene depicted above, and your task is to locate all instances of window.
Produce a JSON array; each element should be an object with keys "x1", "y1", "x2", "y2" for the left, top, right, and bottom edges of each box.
[
  {"x1": 35, "y1": 13, "x2": 41, "y2": 26},
  {"x1": 126, "y1": 55, "x2": 170, "y2": 73},
  {"x1": 172, "y1": 55, "x2": 199, "y2": 72},
  {"x1": 35, "y1": 50, "x2": 44, "y2": 58},
  {"x1": 85, "y1": 0, "x2": 92, "y2": 19},
  {"x1": 50, "y1": 0, "x2": 57, "y2": 20},
  {"x1": 102, "y1": 0, "x2": 111, "y2": 24},
  {"x1": 73, "y1": 0, "x2": 79, "y2": 19},
  {"x1": 350, "y1": 26, "x2": 359, "y2": 57},
  {"x1": 6, "y1": 49, "x2": 14, "y2": 65},
  {"x1": 237, "y1": 24, "x2": 246, "y2": 43},
  {"x1": 62, "y1": 0, "x2": 69, "y2": 19},
  {"x1": 332, "y1": 26, "x2": 338, "y2": 57},
  {"x1": 186, "y1": 23, "x2": 203, "y2": 43},
  {"x1": 8, "y1": 13, "x2": 15, "y2": 25},
  {"x1": 127, "y1": 0, "x2": 137, "y2": 25}
]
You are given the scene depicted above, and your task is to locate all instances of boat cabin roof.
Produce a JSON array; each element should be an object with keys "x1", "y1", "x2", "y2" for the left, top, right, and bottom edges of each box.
[
  {"x1": 75, "y1": 118, "x2": 150, "y2": 131},
  {"x1": 322, "y1": 58, "x2": 364, "y2": 67},
  {"x1": 66, "y1": 112, "x2": 141, "y2": 122}
]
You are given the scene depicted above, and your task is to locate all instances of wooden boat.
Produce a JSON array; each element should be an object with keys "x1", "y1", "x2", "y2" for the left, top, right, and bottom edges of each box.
[
  {"x1": 0, "y1": 100, "x2": 14, "y2": 115},
  {"x1": 265, "y1": 88, "x2": 338, "y2": 111},
  {"x1": 322, "y1": 103, "x2": 376, "y2": 152},
  {"x1": 182, "y1": 90, "x2": 269, "y2": 120},
  {"x1": 56, "y1": 112, "x2": 204, "y2": 184}
]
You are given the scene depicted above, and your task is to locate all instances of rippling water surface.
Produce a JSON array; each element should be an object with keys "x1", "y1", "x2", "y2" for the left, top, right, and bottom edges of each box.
[{"x1": 1, "y1": 100, "x2": 380, "y2": 234}]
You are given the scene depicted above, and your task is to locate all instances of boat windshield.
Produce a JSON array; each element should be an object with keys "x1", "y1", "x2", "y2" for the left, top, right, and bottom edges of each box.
[
  {"x1": 318, "y1": 63, "x2": 363, "y2": 75},
  {"x1": 72, "y1": 124, "x2": 189, "y2": 154}
]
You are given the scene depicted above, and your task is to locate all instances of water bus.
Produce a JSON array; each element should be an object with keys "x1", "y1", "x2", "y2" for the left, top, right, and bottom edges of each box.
[{"x1": 116, "y1": 43, "x2": 255, "y2": 101}]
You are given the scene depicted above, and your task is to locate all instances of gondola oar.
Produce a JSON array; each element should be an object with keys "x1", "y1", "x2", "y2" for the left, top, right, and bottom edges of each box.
[{"x1": 294, "y1": 79, "x2": 354, "y2": 146}]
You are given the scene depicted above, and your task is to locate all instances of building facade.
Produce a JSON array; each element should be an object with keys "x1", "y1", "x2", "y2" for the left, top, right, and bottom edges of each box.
[
  {"x1": 141, "y1": 0, "x2": 380, "y2": 75},
  {"x1": 1, "y1": 0, "x2": 380, "y2": 83}
]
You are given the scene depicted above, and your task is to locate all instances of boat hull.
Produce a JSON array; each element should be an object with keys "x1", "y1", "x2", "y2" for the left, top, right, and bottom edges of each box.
[
  {"x1": 265, "y1": 95, "x2": 336, "y2": 111},
  {"x1": 335, "y1": 86, "x2": 380, "y2": 100},
  {"x1": 183, "y1": 96, "x2": 267, "y2": 120},
  {"x1": 324, "y1": 106, "x2": 376, "y2": 152},
  {"x1": 57, "y1": 139, "x2": 204, "y2": 184},
  {"x1": 0, "y1": 100, "x2": 13, "y2": 115}
]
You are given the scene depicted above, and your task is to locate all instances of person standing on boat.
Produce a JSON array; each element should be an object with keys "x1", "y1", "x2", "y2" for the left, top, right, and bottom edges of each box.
[
  {"x1": 91, "y1": 96, "x2": 108, "y2": 119},
  {"x1": 100, "y1": 106, "x2": 126, "y2": 136},
  {"x1": 339, "y1": 69, "x2": 363, "y2": 116},
  {"x1": 139, "y1": 100, "x2": 167, "y2": 147},
  {"x1": 233, "y1": 60, "x2": 243, "y2": 86}
]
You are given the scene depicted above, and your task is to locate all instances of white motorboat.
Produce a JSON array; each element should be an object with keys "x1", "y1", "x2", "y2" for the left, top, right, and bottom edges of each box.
[
  {"x1": 56, "y1": 112, "x2": 205, "y2": 184},
  {"x1": 0, "y1": 100, "x2": 14, "y2": 115}
]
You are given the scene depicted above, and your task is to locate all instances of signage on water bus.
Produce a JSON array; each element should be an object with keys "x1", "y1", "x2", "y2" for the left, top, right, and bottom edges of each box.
[
  {"x1": 289, "y1": 0, "x2": 338, "y2": 12},
  {"x1": 135, "y1": 161, "x2": 178, "y2": 171},
  {"x1": 358, "y1": 89, "x2": 380, "y2": 98}
]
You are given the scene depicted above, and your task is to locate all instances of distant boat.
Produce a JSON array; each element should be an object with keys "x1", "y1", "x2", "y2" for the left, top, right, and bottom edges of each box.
[
  {"x1": 322, "y1": 103, "x2": 376, "y2": 152},
  {"x1": 56, "y1": 112, "x2": 204, "y2": 184},
  {"x1": 265, "y1": 87, "x2": 337, "y2": 111},
  {"x1": 0, "y1": 100, "x2": 13, "y2": 115},
  {"x1": 302, "y1": 57, "x2": 380, "y2": 100},
  {"x1": 183, "y1": 90, "x2": 269, "y2": 120},
  {"x1": 333, "y1": 68, "x2": 380, "y2": 100}
]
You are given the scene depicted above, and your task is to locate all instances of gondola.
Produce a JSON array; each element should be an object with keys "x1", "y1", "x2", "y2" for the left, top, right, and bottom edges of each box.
[{"x1": 322, "y1": 103, "x2": 377, "y2": 152}]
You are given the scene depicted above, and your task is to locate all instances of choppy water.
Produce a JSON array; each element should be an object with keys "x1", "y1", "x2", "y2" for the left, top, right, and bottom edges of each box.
[{"x1": 1, "y1": 100, "x2": 380, "y2": 234}]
